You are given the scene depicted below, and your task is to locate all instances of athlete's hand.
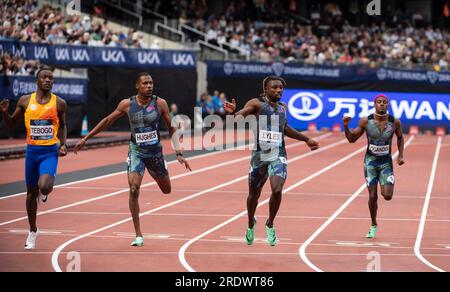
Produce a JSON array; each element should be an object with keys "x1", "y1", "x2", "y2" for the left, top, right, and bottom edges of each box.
[
  {"x1": 342, "y1": 116, "x2": 351, "y2": 126},
  {"x1": 177, "y1": 155, "x2": 192, "y2": 171},
  {"x1": 306, "y1": 138, "x2": 319, "y2": 151},
  {"x1": 74, "y1": 139, "x2": 86, "y2": 154},
  {"x1": 224, "y1": 98, "x2": 236, "y2": 114},
  {"x1": 397, "y1": 156, "x2": 405, "y2": 166},
  {"x1": 59, "y1": 144, "x2": 68, "y2": 157},
  {"x1": 0, "y1": 99, "x2": 9, "y2": 113}
]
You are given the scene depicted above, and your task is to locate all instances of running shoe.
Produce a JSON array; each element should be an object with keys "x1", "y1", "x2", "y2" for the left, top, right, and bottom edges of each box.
[
  {"x1": 245, "y1": 217, "x2": 257, "y2": 245},
  {"x1": 38, "y1": 193, "x2": 48, "y2": 203},
  {"x1": 366, "y1": 225, "x2": 378, "y2": 238},
  {"x1": 24, "y1": 229, "x2": 39, "y2": 250},
  {"x1": 265, "y1": 225, "x2": 278, "y2": 246},
  {"x1": 131, "y1": 236, "x2": 144, "y2": 247}
]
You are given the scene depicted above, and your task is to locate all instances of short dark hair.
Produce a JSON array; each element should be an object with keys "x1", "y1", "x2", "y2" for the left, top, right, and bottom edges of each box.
[
  {"x1": 136, "y1": 72, "x2": 151, "y2": 83},
  {"x1": 35, "y1": 65, "x2": 54, "y2": 79}
]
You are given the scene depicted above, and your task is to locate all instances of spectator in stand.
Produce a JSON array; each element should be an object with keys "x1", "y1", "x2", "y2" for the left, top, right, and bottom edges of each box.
[
  {"x1": 1, "y1": 0, "x2": 449, "y2": 69},
  {"x1": 211, "y1": 90, "x2": 221, "y2": 114},
  {"x1": 217, "y1": 92, "x2": 227, "y2": 118},
  {"x1": 204, "y1": 94, "x2": 215, "y2": 116},
  {"x1": 0, "y1": 1, "x2": 151, "y2": 49},
  {"x1": 169, "y1": 103, "x2": 179, "y2": 120},
  {"x1": 1, "y1": 53, "x2": 40, "y2": 76}
]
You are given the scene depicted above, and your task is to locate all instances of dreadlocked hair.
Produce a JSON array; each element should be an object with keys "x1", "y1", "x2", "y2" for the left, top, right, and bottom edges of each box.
[{"x1": 260, "y1": 75, "x2": 286, "y2": 101}]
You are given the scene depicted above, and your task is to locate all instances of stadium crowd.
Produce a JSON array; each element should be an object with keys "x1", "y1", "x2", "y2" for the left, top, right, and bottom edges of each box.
[
  {"x1": 154, "y1": 0, "x2": 450, "y2": 68},
  {"x1": 1, "y1": 0, "x2": 449, "y2": 69},
  {"x1": 1, "y1": 0, "x2": 149, "y2": 48}
]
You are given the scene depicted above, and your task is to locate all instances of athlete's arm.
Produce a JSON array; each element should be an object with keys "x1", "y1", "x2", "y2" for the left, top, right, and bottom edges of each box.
[
  {"x1": 284, "y1": 124, "x2": 319, "y2": 150},
  {"x1": 56, "y1": 97, "x2": 68, "y2": 156},
  {"x1": 224, "y1": 98, "x2": 261, "y2": 117},
  {"x1": 74, "y1": 99, "x2": 129, "y2": 154},
  {"x1": 158, "y1": 98, "x2": 191, "y2": 171},
  {"x1": 343, "y1": 116, "x2": 367, "y2": 143},
  {"x1": 395, "y1": 119, "x2": 405, "y2": 165},
  {"x1": 0, "y1": 95, "x2": 27, "y2": 129}
]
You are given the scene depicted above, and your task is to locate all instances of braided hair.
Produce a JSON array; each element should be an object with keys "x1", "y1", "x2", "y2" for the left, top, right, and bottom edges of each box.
[{"x1": 260, "y1": 75, "x2": 286, "y2": 102}]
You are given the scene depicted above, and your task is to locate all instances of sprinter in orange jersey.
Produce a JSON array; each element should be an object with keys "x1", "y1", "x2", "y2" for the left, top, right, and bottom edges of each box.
[{"x1": 0, "y1": 66, "x2": 67, "y2": 250}]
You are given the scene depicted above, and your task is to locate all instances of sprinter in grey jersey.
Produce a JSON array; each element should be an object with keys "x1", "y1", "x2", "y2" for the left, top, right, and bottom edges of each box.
[
  {"x1": 225, "y1": 76, "x2": 320, "y2": 246},
  {"x1": 343, "y1": 94, "x2": 405, "y2": 239},
  {"x1": 74, "y1": 72, "x2": 191, "y2": 247}
]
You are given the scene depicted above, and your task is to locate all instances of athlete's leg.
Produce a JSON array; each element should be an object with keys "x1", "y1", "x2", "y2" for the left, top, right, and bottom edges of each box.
[
  {"x1": 26, "y1": 185, "x2": 39, "y2": 232},
  {"x1": 379, "y1": 161, "x2": 395, "y2": 201},
  {"x1": 364, "y1": 156, "x2": 379, "y2": 227},
  {"x1": 145, "y1": 155, "x2": 171, "y2": 194},
  {"x1": 247, "y1": 184, "x2": 264, "y2": 228},
  {"x1": 38, "y1": 174, "x2": 55, "y2": 196},
  {"x1": 154, "y1": 176, "x2": 171, "y2": 194},
  {"x1": 380, "y1": 185, "x2": 393, "y2": 201},
  {"x1": 245, "y1": 184, "x2": 263, "y2": 245},
  {"x1": 36, "y1": 149, "x2": 59, "y2": 202},
  {"x1": 367, "y1": 185, "x2": 378, "y2": 227},
  {"x1": 266, "y1": 175, "x2": 286, "y2": 228},
  {"x1": 248, "y1": 165, "x2": 268, "y2": 228},
  {"x1": 266, "y1": 158, "x2": 287, "y2": 228},
  {"x1": 24, "y1": 185, "x2": 40, "y2": 249},
  {"x1": 127, "y1": 149, "x2": 146, "y2": 239},
  {"x1": 262, "y1": 159, "x2": 287, "y2": 246},
  {"x1": 128, "y1": 172, "x2": 144, "y2": 238},
  {"x1": 25, "y1": 151, "x2": 40, "y2": 232}
]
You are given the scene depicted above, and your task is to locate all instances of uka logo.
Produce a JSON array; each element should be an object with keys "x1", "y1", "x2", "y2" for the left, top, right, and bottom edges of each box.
[
  {"x1": 55, "y1": 48, "x2": 90, "y2": 62},
  {"x1": 138, "y1": 51, "x2": 161, "y2": 65},
  {"x1": 172, "y1": 53, "x2": 195, "y2": 66},
  {"x1": 102, "y1": 50, "x2": 126, "y2": 63}
]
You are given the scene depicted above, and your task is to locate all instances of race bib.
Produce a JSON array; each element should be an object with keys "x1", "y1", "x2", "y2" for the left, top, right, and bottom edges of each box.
[
  {"x1": 259, "y1": 130, "x2": 282, "y2": 147},
  {"x1": 30, "y1": 119, "x2": 54, "y2": 140},
  {"x1": 369, "y1": 144, "x2": 390, "y2": 156},
  {"x1": 135, "y1": 129, "x2": 159, "y2": 145}
]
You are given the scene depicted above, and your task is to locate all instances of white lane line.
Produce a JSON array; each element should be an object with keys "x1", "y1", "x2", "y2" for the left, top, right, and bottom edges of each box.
[
  {"x1": 299, "y1": 136, "x2": 415, "y2": 272},
  {"x1": 414, "y1": 136, "x2": 445, "y2": 272},
  {"x1": 50, "y1": 136, "x2": 342, "y2": 272},
  {"x1": 0, "y1": 134, "x2": 332, "y2": 227},
  {"x1": 178, "y1": 141, "x2": 369, "y2": 272},
  {"x1": 0, "y1": 135, "x2": 322, "y2": 200},
  {"x1": 0, "y1": 145, "x2": 237, "y2": 200}
]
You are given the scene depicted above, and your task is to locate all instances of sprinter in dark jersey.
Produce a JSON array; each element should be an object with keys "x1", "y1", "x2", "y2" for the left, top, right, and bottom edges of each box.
[
  {"x1": 74, "y1": 72, "x2": 191, "y2": 246},
  {"x1": 342, "y1": 94, "x2": 405, "y2": 238},
  {"x1": 224, "y1": 76, "x2": 320, "y2": 246}
]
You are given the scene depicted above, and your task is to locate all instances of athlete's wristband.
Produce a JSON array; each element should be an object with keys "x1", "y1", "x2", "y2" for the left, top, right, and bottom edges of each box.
[{"x1": 176, "y1": 152, "x2": 183, "y2": 157}]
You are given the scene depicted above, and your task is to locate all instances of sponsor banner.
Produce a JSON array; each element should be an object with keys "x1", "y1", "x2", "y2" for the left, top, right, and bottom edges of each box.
[
  {"x1": 281, "y1": 89, "x2": 450, "y2": 129},
  {"x1": 207, "y1": 61, "x2": 450, "y2": 86},
  {"x1": 2, "y1": 76, "x2": 88, "y2": 103},
  {"x1": 0, "y1": 40, "x2": 196, "y2": 68}
]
